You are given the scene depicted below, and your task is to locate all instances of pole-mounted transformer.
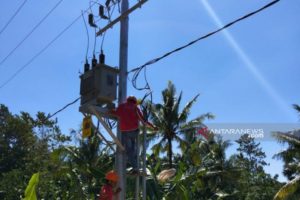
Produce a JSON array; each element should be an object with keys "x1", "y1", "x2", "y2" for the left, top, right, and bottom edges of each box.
[{"x1": 79, "y1": 54, "x2": 119, "y2": 111}]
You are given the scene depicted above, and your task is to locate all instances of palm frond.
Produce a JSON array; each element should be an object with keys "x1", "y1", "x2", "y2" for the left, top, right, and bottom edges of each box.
[
  {"x1": 273, "y1": 131, "x2": 300, "y2": 146},
  {"x1": 178, "y1": 94, "x2": 200, "y2": 123},
  {"x1": 293, "y1": 104, "x2": 300, "y2": 113},
  {"x1": 180, "y1": 113, "x2": 214, "y2": 131},
  {"x1": 152, "y1": 137, "x2": 167, "y2": 156},
  {"x1": 273, "y1": 176, "x2": 300, "y2": 200},
  {"x1": 150, "y1": 103, "x2": 167, "y2": 130},
  {"x1": 173, "y1": 92, "x2": 182, "y2": 119},
  {"x1": 174, "y1": 135, "x2": 188, "y2": 151}
]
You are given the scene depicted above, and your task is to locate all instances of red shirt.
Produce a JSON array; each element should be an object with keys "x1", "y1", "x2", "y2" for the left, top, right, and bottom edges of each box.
[
  {"x1": 111, "y1": 102, "x2": 154, "y2": 132},
  {"x1": 99, "y1": 184, "x2": 113, "y2": 200}
]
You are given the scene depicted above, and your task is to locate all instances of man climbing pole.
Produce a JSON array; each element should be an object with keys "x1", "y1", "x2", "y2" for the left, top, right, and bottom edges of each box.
[
  {"x1": 99, "y1": 170, "x2": 121, "y2": 200},
  {"x1": 110, "y1": 96, "x2": 157, "y2": 174}
]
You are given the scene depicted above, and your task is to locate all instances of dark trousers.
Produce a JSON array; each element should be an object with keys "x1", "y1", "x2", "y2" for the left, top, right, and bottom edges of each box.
[{"x1": 121, "y1": 129, "x2": 138, "y2": 170}]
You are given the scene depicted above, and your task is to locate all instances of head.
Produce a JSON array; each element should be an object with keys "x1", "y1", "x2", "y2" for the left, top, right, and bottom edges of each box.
[
  {"x1": 105, "y1": 170, "x2": 118, "y2": 185},
  {"x1": 126, "y1": 96, "x2": 137, "y2": 105}
]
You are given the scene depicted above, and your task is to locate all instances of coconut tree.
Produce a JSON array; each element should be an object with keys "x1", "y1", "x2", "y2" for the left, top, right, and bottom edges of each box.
[
  {"x1": 293, "y1": 104, "x2": 300, "y2": 113},
  {"x1": 147, "y1": 81, "x2": 214, "y2": 168},
  {"x1": 273, "y1": 104, "x2": 300, "y2": 200}
]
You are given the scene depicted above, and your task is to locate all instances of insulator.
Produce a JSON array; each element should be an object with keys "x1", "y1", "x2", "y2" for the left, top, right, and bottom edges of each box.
[
  {"x1": 99, "y1": 5, "x2": 109, "y2": 19},
  {"x1": 105, "y1": 0, "x2": 111, "y2": 8},
  {"x1": 84, "y1": 61, "x2": 90, "y2": 72},
  {"x1": 88, "y1": 14, "x2": 97, "y2": 27},
  {"x1": 99, "y1": 50, "x2": 105, "y2": 64},
  {"x1": 92, "y1": 55, "x2": 97, "y2": 67}
]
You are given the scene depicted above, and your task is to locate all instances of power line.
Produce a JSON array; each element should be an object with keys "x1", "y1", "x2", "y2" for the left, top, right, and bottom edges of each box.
[
  {"x1": 45, "y1": 97, "x2": 80, "y2": 120},
  {"x1": 129, "y1": 0, "x2": 280, "y2": 91},
  {"x1": 0, "y1": 0, "x2": 28, "y2": 35},
  {"x1": 82, "y1": 11, "x2": 90, "y2": 61},
  {"x1": 0, "y1": 0, "x2": 65, "y2": 67},
  {"x1": 0, "y1": 2, "x2": 97, "y2": 90}
]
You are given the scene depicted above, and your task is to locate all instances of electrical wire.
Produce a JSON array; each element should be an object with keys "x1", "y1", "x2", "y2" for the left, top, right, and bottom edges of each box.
[
  {"x1": 100, "y1": 32, "x2": 106, "y2": 51},
  {"x1": 93, "y1": 28, "x2": 97, "y2": 56},
  {"x1": 0, "y1": 0, "x2": 65, "y2": 67},
  {"x1": 0, "y1": 2, "x2": 98, "y2": 90},
  {"x1": 45, "y1": 97, "x2": 80, "y2": 120},
  {"x1": 99, "y1": 1, "x2": 117, "y2": 51},
  {"x1": 117, "y1": 0, "x2": 121, "y2": 13},
  {"x1": 0, "y1": 0, "x2": 28, "y2": 35},
  {"x1": 128, "y1": 0, "x2": 280, "y2": 91},
  {"x1": 82, "y1": 11, "x2": 90, "y2": 61}
]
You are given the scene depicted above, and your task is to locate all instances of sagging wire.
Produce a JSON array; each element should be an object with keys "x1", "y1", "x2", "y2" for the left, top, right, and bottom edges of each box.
[
  {"x1": 0, "y1": 2, "x2": 98, "y2": 90},
  {"x1": 100, "y1": 32, "x2": 106, "y2": 51},
  {"x1": 87, "y1": 0, "x2": 118, "y2": 57},
  {"x1": 87, "y1": 0, "x2": 99, "y2": 66},
  {"x1": 99, "y1": 0, "x2": 117, "y2": 52},
  {"x1": 93, "y1": 28, "x2": 97, "y2": 57},
  {"x1": 134, "y1": 65, "x2": 154, "y2": 121},
  {"x1": 117, "y1": 0, "x2": 121, "y2": 13},
  {"x1": 128, "y1": 0, "x2": 280, "y2": 92},
  {"x1": 45, "y1": 97, "x2": 81, "y2": 121},
  {"x1": 0, "y1": 0, "x2": 28, "y2": 35},
  {"x1": 81, "y1": 11, "x2": 90, "y2": 64},
  {"x1": 0, "y1": 0, "x2": 65, "y2": 67}
]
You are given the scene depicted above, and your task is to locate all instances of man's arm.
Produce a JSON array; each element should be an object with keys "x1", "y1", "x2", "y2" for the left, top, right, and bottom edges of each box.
[
  {"x1": 136, "y1": 107, "x2": 157, "y2": 130},
  {"x1": 108, "y1": 105, "x2": 120, "y2": 118}
]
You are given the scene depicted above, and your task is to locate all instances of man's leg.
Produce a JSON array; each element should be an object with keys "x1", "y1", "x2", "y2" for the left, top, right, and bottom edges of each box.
[
  {"x1": 121, "y1": 132, "x2": 128, "y2": 169},
  {"x1": 127, "y1": 130, "x2": 138, "y2": 171}
]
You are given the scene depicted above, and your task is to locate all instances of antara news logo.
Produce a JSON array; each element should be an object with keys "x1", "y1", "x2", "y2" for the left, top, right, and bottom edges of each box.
[
  {"x1": 197, "y1": 126, "x2": 265, "y2": 139},
  {"x1": 197, "y1": 123, "x2": 300, "y2": 141}
]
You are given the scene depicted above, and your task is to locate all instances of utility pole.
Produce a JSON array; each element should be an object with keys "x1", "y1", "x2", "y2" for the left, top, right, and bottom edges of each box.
[
  {"x1": 117, "y1": 0, "x2": 129, "y2": 199},
  {"x1": 90, "y1": 0, "x2": 148, "y2": 199}
]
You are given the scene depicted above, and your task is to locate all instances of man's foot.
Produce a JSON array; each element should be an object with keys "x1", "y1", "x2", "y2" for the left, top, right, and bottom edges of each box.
[
  {"x1": 127, "y1": 169, "x2": 148, "y2": 177},
  {"x1": 126, "y1": 169, "x2": 139, "y2": 176},
  {"x1": 131, "y1": 169, "x2": 140, "y2": 175},
  {"x1": 138, "y1": 170, "x2": 147, "y2": 176}
]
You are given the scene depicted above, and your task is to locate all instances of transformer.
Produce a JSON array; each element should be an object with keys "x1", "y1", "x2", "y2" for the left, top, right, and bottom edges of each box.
[{"x1": 80, "y1": 63, "x2": 119, "y2": 107}]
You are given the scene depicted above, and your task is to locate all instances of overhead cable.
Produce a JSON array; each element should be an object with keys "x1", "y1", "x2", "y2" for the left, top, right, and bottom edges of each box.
[
  {"x1": 0, "y1": 2, "x2": 97, "y2": 90},
  {"x1": 0, "y1": 0, "x2": 28, "y2": 35},
  {"x1": 129, "y1": 0, "x2": 280, "y2": 90},
  {"x1": 45, "y1": 97, "x2": 80, "y2": 120},
  {"x1": 0, "y1": 0, "x2": 65, "y2": 66}
]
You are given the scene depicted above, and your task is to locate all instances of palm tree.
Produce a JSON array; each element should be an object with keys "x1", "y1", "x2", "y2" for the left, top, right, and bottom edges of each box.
[
  {"x1": 293, "y1": 104, "x2": 300, "y2": 113},
  {"x1": 274, "y1": 176, "x2": 300, "y2": 200},
  {"x1": 148, "y1": 81, "x2": 214, "y2": 168},
  {"x1": 273, "y1": 104, "x2": 300, "y2": 200}
]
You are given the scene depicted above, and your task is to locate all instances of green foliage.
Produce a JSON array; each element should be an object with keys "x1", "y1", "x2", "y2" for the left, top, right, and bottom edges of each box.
[
  {"x1": 236, "y1": 134, "x2": 268, "y2": 173},
  {"x1": 273, "y1": 106, "x2": 300, "y2": 200},
  {"x1": 148, "y1": 81, "x2": 213, "y2": 168},
  {"x1": 273, "y1": 132, "x2": 300, "y2": 181},
  {"x1": 232, "y1": 134, "x2": 282, "y2": 200},
  {"x1": 274, "y1": 176, "x2": 300, "y2": 200},
  {"x1": 0, "y1": 104, "x2": 70, "y2": 199},
  {"x1": 0, "y1": 89, "x2": 292, "y2": 200},
  {"x1": 23, "y1": 173, "x2": 39, "y2": 200},
  {"x1": 0, "y1": 103, "x2": 117, "y2": 199}
]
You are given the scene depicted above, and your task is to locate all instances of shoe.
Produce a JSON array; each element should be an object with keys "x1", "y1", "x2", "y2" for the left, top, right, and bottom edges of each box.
[
  {"x1": 131, "y1": 169, "x2": 140, "y2": 176},
  {"x1": 126, "y1": 169, "x2": 139, "y2": 176},
  {"x1": 139, "y1": 170, "x2": 147, "y2": 176}
]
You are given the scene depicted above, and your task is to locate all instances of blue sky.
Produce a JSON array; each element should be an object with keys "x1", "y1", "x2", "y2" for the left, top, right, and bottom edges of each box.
[{"x1": 0, "y1": 0, "x2": 299, "y2": 182}]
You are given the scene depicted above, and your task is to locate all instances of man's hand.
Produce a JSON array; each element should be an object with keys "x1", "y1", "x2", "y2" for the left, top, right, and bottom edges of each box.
[{"x1": 115, "y1": 187, "x2": 122, "y2": 193}]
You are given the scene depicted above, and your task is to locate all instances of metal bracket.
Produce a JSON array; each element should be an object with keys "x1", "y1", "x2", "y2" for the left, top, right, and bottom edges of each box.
[
  {"x1": 96, "y1": 0, "x2": 148, "y2": 36},
  {"x1": 89, "y1": 105, "x2": 125, "y2": 151}
]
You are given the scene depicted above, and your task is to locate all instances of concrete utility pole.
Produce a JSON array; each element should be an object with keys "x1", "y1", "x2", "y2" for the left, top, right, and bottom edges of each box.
[
  {"x1": 117, "y1": 0, "x2": 129, "y2": 199},
  {"x1": 92, "y1": 1, "x2": 148, "y2": 199}
]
